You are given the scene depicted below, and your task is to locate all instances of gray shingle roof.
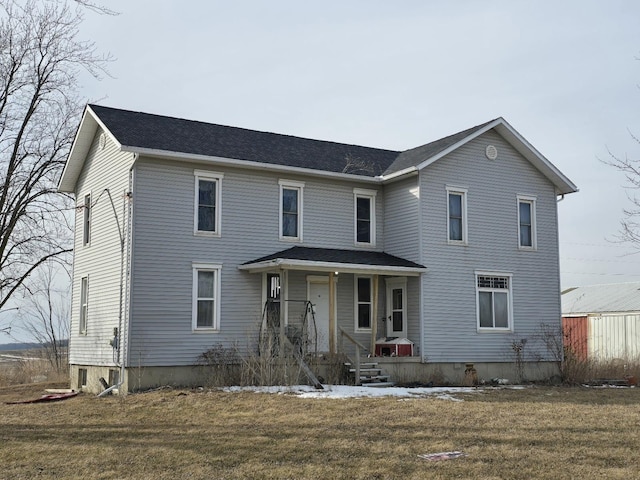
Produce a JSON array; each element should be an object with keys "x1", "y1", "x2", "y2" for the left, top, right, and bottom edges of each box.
[
  {"x1": 243, "y1": 246, "x2": 425, "y2": 269},
  {"x1": 90, "y1": 104, "x2": 400, "y2": 177}
]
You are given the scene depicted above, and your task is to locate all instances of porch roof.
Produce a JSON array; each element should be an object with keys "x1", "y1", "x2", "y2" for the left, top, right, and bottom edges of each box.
[{"x1": 238, "y1": 246, "x2": 426, "y2": 276}]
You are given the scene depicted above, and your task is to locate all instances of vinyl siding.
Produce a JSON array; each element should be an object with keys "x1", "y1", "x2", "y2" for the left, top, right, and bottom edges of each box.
[
  {"x1": 69, "y1": 130, "x2": 134, "y2": 366},
  {"x1": 128, "y1": 159, "x2": 384, "y2": 366},
  {"x1": 420, "y1": 130, "x2": 561, "y2": 362},
  {"x1": 383, "y1": 176, "x2": 420, "y2": 262}
]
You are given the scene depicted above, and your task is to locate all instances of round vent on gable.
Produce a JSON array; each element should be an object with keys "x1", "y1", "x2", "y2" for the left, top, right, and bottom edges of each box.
[
  {"x1": 485, "y1": 144, "x2": 498, "y2": 160},
  {"x1": 99, "y1": 133, "x2": 106, "y2": 150}
]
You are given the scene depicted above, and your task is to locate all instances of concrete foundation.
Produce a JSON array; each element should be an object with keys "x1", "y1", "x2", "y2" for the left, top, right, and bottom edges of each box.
[{"x1": 71, "y1": 358, "x2": 560, "y2": 394}]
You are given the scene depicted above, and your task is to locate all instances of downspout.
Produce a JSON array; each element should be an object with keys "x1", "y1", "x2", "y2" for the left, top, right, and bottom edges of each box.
[{"x1": 99, "y1": 154, "x2": 137, "y2": 397}]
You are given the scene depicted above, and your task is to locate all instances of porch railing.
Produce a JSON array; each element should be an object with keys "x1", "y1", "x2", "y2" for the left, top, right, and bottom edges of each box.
[{"x1": 338, "y1": 326, "x2": 368, "y2": 386}]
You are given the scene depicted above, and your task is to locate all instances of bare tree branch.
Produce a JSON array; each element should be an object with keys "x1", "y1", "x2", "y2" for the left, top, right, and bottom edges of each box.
[
  {"x1": 0, "y1": 0, "x2": 111, "y2": 315},
  {"x1": 602, "y1": 131, "x2": 640, "y2": 249}
]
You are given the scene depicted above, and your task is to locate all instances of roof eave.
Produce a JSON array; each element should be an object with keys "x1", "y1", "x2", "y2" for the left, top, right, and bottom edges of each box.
[
  {"x1": 238, "y1": 258, "x2": 426, "y2": 276},
  {"x1": 124, "y1": 146, "x2": 382, "y2": 184}
]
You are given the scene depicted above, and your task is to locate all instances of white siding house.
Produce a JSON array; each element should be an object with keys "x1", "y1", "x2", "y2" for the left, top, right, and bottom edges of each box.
[{"x1": 59, "y1": 105, "x2": 577, "y2": 392}]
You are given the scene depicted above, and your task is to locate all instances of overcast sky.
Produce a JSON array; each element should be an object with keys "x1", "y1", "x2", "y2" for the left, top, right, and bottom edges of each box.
[{"x1": 76, "y1": 0, "x2": 640, "y2": 288}]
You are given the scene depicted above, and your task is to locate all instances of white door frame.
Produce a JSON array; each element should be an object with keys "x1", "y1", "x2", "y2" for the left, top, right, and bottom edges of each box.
[
  {"x1": 385, "y1": 277, "x2": 407, "y2": 338},
  {"x1": 306, "y1": 275, "x2": 338, "y2": 352}
]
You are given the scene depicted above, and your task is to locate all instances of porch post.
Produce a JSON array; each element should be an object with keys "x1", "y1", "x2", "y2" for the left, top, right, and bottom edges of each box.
[
  {"x1": 279, "y1": 268, "x2": 286, "y2": 358},
  {"x1": 329, "y1": 271, "x2": 336, "y2": 354},
  {"x1": 370, "y1": 274, "x2": 379, "y2": 354}
]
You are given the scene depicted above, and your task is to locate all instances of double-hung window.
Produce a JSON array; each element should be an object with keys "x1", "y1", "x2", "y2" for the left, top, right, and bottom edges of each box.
[
  {"x1": 82, "y1": 193, "x2": 91, "y2": 246},
  {"x1": 446, "y1": 186, "x2": 468, "y2": 244},
  {"x1": 279, "y1": 180, "x2": 304, "y2": 241},
  {"x1": 355, "y1": 276, "x2": 372, "y2": 331},
  {"x1": 79, "y1": 276, "x2": 89, "y2": 334},
  {"x1": 517, "y1": 195, "x2": 536, "y2": 249},
  {"x1": 476, "y1": 273, "x2": 512, "y2": 331},
  {"x1": 192, "y1": 264, "x2": 221, "y2": 331},
  {"x1": 354, "y1": 188, "x2": 376, "y2": 246},
  {"x1": 194, "y1": 170, "x2": 223, "y2": 235}
]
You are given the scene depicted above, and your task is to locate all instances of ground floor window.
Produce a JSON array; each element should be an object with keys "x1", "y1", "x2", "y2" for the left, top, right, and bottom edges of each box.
[
  {"x1": 192, "y1": 264, "x2": 222, "y2": 331},
  {"x1": 476, "y1": 273, "x2": 512, "y2": 331},
  {"x1": 78, "y1": 368, "x2": 87, "y2": 389},
  {"x1": 355, "y1": 276, "x2": 372, "y2": 331}
]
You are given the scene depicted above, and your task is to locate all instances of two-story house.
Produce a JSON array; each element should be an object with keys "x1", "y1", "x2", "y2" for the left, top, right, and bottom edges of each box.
[{"x1": 59, "y1": 105, "x2": 577, "y2": 393}]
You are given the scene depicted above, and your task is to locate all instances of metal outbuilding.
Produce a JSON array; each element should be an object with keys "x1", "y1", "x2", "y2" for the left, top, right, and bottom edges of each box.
[{"x1": 561, "y1": 282, "x2": 640, "y2": 362}]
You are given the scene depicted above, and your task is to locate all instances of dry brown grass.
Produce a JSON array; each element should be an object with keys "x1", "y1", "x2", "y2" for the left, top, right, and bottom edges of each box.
[
  {"x1": 1, "y1": 384, "x2": 639, "y2": 480},
  {"x1": 0, "y1": 355, "x2": 68, "y2": 387}
]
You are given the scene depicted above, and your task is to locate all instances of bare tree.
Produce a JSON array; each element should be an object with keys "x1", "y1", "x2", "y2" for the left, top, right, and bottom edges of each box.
[
  {"x1": 0, "y1": 0, "x2": 110, "y2": 314},
  {"x1": 17, "y1": 259, "x2": 70, "y2": 372},
  {"x1": 603, "y1": 131, "x2": 640, "y2": 247}
]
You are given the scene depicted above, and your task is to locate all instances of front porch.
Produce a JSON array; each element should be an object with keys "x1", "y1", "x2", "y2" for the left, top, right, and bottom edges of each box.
[{"x1": 239, "y1": 246, "x2": 427, "y2": 385}]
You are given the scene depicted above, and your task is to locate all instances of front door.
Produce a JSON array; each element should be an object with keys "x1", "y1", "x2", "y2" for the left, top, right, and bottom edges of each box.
[
  {"x1": 386, "y1": 278, "x2": 407, "y2": 338},
  {"x1": 307, "y1": 276, "x2": 331, "y2": 352}
]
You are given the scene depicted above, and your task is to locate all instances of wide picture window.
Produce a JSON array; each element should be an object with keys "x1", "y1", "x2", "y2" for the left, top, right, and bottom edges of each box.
[{"x1": 477, "y1": 274, "x2": 511, "y2": 330}]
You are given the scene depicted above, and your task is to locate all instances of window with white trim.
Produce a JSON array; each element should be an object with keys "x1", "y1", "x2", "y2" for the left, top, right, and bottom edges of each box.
[
  {"x1": 194, "y1": 171, "x2": 223, "y2": 235},
  {"x1": 446, "y1": 186, "x2": 467, "y2": 244},
  {"x1": 192, "y1": 264, "x2": 221, "y2": 331},
  {"x1": 279, "y1": 180, "x2": 304, "y2": 241},
  {"x1": 517, "y1": 195, "x2": 536, "y2": 249},
  {"x1": 355, "y1": 276, "x2": 372, "y2": 331},
  {"x1": 79, "y1": 276, "x2": 88, "y2": 334},
  {"x1": 82, "y1": 193, "x2": 91, "y2": 246},
  {"x1": 354, "y1": 188, "x2": 376, "y2": 245},
  {"x1": 476, "y1": 273, "x2": 512, "y2": 331}
]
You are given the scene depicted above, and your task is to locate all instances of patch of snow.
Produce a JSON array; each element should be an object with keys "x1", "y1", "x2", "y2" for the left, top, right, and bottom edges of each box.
[{"x1": 221, "y1": 384, "x2": 480, "y2": 400}]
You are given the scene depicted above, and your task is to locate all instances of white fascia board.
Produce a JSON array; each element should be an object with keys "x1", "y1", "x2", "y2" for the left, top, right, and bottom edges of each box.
[
  {"x1": 87, "y1": 105, "x2": 122, "y2": 148},
  {"x1": 238, "y1": 259, "x2": 426, "y2": 276},
  {"x1": 405, "y1": 117, "x2": 578, "y2": 195},
  {"x1": 379, "y1": 166, "x2": 418, "y2": 182},
  {"x1": 493, "y1": 122, "x2": 578, "y2": 195},
  {"x1": 414, "y1": 119, "x2": 502, "y2": 172},
  {"x1": 57, "y1": 106, "x2": 124, "y2": 193},
  {"x1": 122, "y1": 146, "x2": 381, "y2": 184}
]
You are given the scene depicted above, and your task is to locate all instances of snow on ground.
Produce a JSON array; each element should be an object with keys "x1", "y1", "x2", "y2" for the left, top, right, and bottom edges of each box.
[{"x1": 221, "y1": 384, "x2": 493, "y2": 400}]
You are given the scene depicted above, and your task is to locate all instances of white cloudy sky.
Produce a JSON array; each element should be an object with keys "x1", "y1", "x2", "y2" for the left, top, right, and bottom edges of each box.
[{"x1": 77, "y1": 0, "x2": 640, "y2": 288}]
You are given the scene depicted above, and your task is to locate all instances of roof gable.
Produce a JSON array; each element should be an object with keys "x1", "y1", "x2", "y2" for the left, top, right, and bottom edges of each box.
[{"x1": 384, "y1": 117, "x2": 577, "y2": 194}]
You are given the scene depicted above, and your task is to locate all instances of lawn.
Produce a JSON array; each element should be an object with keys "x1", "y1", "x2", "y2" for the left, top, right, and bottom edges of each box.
[{"x1": 1, "y1": 383, "x2": 639, "y2": 479}]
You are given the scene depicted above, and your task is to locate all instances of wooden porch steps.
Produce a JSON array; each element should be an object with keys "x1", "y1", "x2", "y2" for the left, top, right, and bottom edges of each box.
[{"x1": 345, "y1": 361, "x2": 395, "y2": 387}]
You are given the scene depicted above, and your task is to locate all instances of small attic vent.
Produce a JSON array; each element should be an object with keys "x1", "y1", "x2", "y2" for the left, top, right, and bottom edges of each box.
[
  {"x1": 99, "y1": 133, "x2": 106, "y2": 150},
  {"x1": 485, "y1": 145, "x2": 498, "y2": 160}
]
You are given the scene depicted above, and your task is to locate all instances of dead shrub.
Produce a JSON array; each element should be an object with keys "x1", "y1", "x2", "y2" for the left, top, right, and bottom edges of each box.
[{"x1": 197, "y1": 344, "x2": 242, "y2": 387}]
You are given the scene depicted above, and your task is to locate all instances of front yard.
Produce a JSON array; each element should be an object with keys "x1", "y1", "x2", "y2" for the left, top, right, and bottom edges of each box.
[{"x1": 1, "y1": 383, "x2": 638, "y2": 479}]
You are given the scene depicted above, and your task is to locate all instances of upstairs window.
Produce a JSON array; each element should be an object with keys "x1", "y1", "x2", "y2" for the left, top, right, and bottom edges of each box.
[
  {"x1": 354, "y1": 188, "x2": 376, "y2": 246},
  {"x1": 79, "y1": 276, "x2": 89, "y2": 334},
  {"x1": 476, "y1": 273, "x2": 512, "y2": 331},
  {"x1": 194, "y1": 170, "x2": 223, "y2": 235},
  {"x1": 517, "y1": 195, "x2": 536, "y2": 249},
  {"x1": 82, "y1": 193, "x2": 91, "y2": 246},
  {"x1": 446, "y1": 186, "x2": 468, "y2": 244},
  {"x1": 279, "y1": 180, "x2": 304, "y2": 241},
  {"x1": 355, "y1": 276, "x2": 372, "y2": 331}
]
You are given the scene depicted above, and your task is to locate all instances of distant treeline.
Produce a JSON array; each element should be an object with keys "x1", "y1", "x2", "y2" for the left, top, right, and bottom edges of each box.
[{"x1": 0, "y1": 340, "x2": 68, "y2": 352}]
